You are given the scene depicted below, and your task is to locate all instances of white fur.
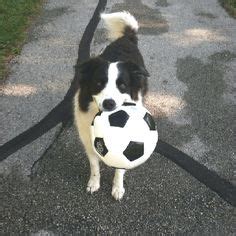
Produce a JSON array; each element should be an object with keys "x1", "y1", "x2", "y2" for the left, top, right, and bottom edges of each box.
[
  {"x1": 101, "y1": 11, "x2": 139, "y2": 41},
  {"x1": 93, "y1": 62, "x2": 131, "y2": 110},
  {"x1": 74, "y1": 90, "x2": 127, "y2": 200},
  {"x1": 74, "y1": 64, "x2": 143, "y2": 200},
  {"x1": 74, "y1": 92, "x2": 101, "y2": 193},
  {"x1": 74, "y1": 11, "x2": 144, "y2": 200},
  {"x1": 112, "y1": 169, "x2": 126, "y2": 200}
]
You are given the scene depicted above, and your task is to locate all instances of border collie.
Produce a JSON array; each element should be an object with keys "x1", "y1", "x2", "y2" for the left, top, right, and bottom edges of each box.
[{"x1": 73, "y1": 12, "x2": 149, "y2": 200}]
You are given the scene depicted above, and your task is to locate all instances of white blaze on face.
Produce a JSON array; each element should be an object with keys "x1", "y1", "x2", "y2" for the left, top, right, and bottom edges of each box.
[{"x1": 93, "y1": 62, "x2": 131, "y2": 110}]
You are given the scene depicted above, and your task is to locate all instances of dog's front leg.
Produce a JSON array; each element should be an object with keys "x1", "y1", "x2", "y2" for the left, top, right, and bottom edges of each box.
[
  {"x1": 112, "y1": 169, "x2": 126, "y2": 200},
  {"x1": 86, "y1": 152, "x2": 101, "y2": 193}
]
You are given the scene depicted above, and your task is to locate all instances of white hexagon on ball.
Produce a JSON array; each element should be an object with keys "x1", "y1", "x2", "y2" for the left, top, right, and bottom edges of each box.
[{"x1": 90, "y1": 103, "x2": 158, "y2": 169}]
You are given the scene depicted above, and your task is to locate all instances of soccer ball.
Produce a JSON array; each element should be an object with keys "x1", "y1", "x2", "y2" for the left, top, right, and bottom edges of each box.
[{"x1": 90, "y1": 102, "x2": 158, "y2": 169}]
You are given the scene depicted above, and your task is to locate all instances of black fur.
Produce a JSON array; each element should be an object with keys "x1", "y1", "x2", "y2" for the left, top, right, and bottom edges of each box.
[
  {"x1": 101, "y1": 33, "x2": 145, "y2": 67},
  {"x1": 117, "y1": 61, "x2": 148, "y2": 100},
  {"x1": 78, "y1": 57, "x2": 109, "y2": 111},
  {"x1": 77, "y1": 28, "x2": 149, "y2": 112}
]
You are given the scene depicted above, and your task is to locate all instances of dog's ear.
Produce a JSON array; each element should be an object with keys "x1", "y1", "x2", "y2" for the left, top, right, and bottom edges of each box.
[
  {"x1": 77, "y1": 57, "x2": 107, "y2": 86},
  {"x1": 123, "y1": 61, "x2": 149, "y2": 100},
  {"x1": 75, "y1": 57, "x2": 107, "y2": 112},
  {"x1": 124, "y1": 61, "x2": 150, "y2": 78}
]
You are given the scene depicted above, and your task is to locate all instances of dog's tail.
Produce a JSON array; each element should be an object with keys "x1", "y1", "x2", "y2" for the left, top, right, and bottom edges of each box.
[{"x1": 100, "y1": 11, "x2": 138, "y2": 43}]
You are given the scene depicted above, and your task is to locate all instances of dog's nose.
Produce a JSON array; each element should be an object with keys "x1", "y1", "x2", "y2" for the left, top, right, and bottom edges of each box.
[{"x1": 102, "y1": 99, "x2": 116, "y2": 111}]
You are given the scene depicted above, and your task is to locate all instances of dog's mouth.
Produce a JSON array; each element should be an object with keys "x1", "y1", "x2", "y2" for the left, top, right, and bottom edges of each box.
[{"x1": 93, "y1": 95, "x2": 134, "y2": 112}]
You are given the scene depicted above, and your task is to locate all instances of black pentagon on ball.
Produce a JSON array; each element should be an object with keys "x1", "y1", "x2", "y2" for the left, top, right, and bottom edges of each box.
[
  {"x1": 123, "y1": 141, "x2": 144, "y2": 161},
  {"x1": 91, "y1": 111, "x2": 102, "y2": 126},
  {"x1": 109, "y1": 110, "x2": 129, "y2": 128},
  {"x1": 144, "y1": 112, "x2": 156, "y2": 131},
  {"x1": 94, "y1": 137, "x2": 108, "y2": 157}
]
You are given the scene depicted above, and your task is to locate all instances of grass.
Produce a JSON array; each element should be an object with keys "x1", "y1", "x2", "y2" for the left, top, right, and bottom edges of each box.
[
  {"x1": 219, "y1": 0, "x2": 236, "y2": 18},
  {"x1": 0, "y1": 0, "x2": 234, "y2": 82},
  {"x1": 0, "y1": 0, "x2": 43, "y2": 82}
]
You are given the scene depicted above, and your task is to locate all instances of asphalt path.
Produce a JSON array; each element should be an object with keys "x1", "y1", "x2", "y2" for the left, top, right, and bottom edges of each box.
[{"x1": 1, "y1": 0, "x2": 236, "y2": 234}]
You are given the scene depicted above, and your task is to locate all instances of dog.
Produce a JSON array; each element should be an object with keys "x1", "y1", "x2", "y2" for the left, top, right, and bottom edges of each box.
[{"x1": 73, "y1": 11, "x2": 149, "y2": 200}]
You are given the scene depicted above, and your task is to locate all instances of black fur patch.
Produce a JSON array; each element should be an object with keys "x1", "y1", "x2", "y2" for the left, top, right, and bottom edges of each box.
[
  {"x1": 101, "y1": 36, "x2": 145, "y2": 66},
  {"x1": 117, "y1": 61, "x2": 148, "y2": 101},
  {"x1": 100, "y1": 33, "x2": 149, "y2": 101},
  {"x1": 124, "y1": 26, "x2": 138, "y2": 44},
  {"x1": 77, "y1": 32, "x2": 149, "y2": 111},
  {"x1": 78, "y1": 57, "x2": 109, "y2": 111}
]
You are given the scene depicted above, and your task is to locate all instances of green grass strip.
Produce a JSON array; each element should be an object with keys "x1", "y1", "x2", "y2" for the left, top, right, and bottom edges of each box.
[
  {"x1": 0, "y1": 0, "x2": 43, "y2": 81},
  {"x1": 219, "y1": 0, "x2": 236, "y2": 18}
]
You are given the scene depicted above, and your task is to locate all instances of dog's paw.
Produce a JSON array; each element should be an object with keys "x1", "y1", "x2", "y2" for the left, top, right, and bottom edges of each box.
[
  {"x1": 87, "y1": 176, "x2": 100, "y2": 193},
  {"x1": 112, "y1": 185, "x2": 125, "y2": 200}
]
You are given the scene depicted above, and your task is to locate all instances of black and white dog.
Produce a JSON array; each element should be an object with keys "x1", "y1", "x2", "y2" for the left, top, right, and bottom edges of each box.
[{"x1": 74, "y1": 12, "x2": 149, "y2": 200}]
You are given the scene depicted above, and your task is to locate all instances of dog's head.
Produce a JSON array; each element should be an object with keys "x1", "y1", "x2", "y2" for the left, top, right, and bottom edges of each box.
[{"x1": 77, "y1": 57, "x2": 149, "y2": 112}]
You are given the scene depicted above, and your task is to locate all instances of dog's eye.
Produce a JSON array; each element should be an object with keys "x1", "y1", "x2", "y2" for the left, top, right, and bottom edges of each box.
[
  {"x1": 118, "y1": 83, "x2": 127, "y2": 93},
  {"x1": 96, "y1": 81, "x2": 103, "y2": 87}
]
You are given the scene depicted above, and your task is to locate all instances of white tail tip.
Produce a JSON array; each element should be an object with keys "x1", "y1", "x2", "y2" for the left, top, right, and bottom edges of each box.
[{"x1": 101, "y1": 11, "x2": 138, "y2": 41}]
